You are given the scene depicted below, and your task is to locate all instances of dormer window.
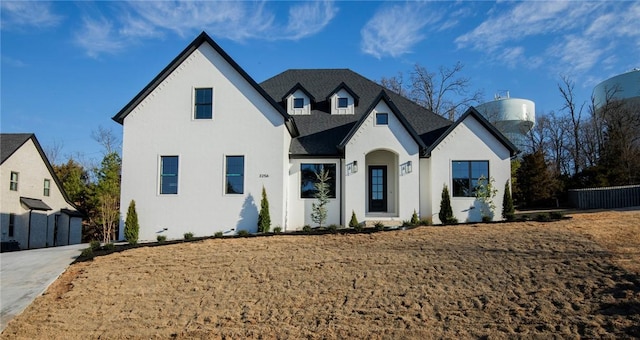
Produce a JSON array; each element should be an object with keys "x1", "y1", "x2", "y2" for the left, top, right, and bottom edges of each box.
[
  {"x1": 328, "y1": 83, "x2": 358, "y2": 115},
  {"x1": 338, "y1": 97, "x2": 348, "y2": 108},
  {"x1": 293, "y1": 98, "x2": 304, "y2": 109}
]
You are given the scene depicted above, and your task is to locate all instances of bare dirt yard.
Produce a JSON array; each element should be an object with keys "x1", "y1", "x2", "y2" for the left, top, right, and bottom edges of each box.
[{"x1": 2, "y1": 210, "x2": 639, "y2": 339}]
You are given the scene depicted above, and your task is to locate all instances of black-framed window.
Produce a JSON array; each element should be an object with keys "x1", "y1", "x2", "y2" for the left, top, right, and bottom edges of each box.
[
  {"x1": 10, "y1": 172, "x2": 18, "y2": 191},
  {"x1": 194, "y1": 88, "x2": 213, "y2": 119},
  {"x1": 337, "y1": 97, "x2": 348, "y2": 108},
  {"x1": 293, "y1": 97, "x2": 304, "y2": 109},
  {"x1": 376, "y1": 113, "x2": 388, "y2": 125},
  {"x1": 43, "y1": 179, "x2": 51, "y2": 196},
  {"x1": 226, "y1": 156, "x2": 244, "y2": 194},
  {"x1": 452, "y1": 161, "x2": 489, "y2": 197},
  {"x1": 160, "y1": 156, "x2": 179, "y2": 194},
  {"x1": 8, "y1": 213, "x2": 15, "y2": 237},
  {"x1": 300, "y1": 163, "x2": 336, "y2": 198}
]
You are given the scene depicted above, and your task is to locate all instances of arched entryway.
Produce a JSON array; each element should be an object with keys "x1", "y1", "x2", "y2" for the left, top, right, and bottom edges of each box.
[{"x1": 365, "y1": 149, "x2": 398, "y2": 216}]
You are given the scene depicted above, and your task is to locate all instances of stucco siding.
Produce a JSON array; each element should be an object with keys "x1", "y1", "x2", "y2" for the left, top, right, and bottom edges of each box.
[
  {"x1": 428, "y1": 115, "x2": 511, "y2": 224},
  {"x1": 119, "y1": 43, "x2": 289, "y2": 241}
]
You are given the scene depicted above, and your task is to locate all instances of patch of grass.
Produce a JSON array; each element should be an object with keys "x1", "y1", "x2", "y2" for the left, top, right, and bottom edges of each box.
[
  {"x1": 157, "y1": 235, "x2": 167, "y2": 243},
  {"x1": 374, "y1": 221, "x2": 385, "y2": 231},
  {"x1": 184, "y1": 232, "x2": 194, "y2": 240}
]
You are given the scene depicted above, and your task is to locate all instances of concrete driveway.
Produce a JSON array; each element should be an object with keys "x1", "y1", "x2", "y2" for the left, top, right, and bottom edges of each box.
[{"x1": 0, "y1": 243, "x2": 86, "y2": 331}]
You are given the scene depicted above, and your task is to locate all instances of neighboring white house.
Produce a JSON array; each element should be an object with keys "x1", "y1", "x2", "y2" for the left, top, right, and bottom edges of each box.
[
  {"x1": 114, "y1": 32, "x2": 517, "y2": 241},
  {"x1": 1, "y1": 134, "x2": 83, "y2": 250}
]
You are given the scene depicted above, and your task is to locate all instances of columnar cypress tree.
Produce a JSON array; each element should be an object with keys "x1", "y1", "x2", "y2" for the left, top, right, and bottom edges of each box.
[
  {"x1": 349, "y1": 210, "x2": 359, "y2": 229},
  {"x1": 439, "y1": 185, "x2": 455, "y2": 225},
  {"x1": 411, "y1": 209, "x2": 419, "y2": 225},
  {"x1": 257, "y1": 186, "x2": 271, "y2": 233},
  {"x1": 502, "y1": 180, "x2": 515, "y2": 221},
  {"x1": 124, "y1": 199, "x2": 139, "y2": 245},
  {"x1": 311, "y1": 168, "x2": 330, "y2": 227}
]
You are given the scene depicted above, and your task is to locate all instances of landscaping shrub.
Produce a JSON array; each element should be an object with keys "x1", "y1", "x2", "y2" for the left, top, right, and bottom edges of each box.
[
  {"x1": 273, "y1": 226, "x2": 282, "y2": 234},
  {"x1": 311, "y1": 169, "x2": 330, "y2": 228},
  {"x1": 80, "y1": 247, "x2": 94, "y2": 259},
  {"x1": 439, "y1": 185, "x2": 456, "y2": 225},
  {"x1": 349, "y1": 211, "x2": 359, "y2": 229},
  {"x1": 475, "y1": 176, "x2": 497, "y2": 221},
  {"x1": 237, "y1": 230, "x2": 250, "y2": 237},
  {"x1": 549, "y1": 211, "x2": 564, "y2": 220},
  {"x1": 302, "y1": 225, "x2": 311, "y2": 233},
  {"x1": 257, "y1": 186, "x2": 271, "y2": 233},
  {"x1": 214, "y1": 231, "x2": 223, "y2": 238},
  {"x1": 411, "y1": 210, "x2": 419, "y2": 225},
  {"x1": 184, "y1": 232, "x2": 194, "y2": 240},
  {"x1": 535, "y1": 214, "x2": 551, "y2": 222},
  {"x1": 157, "y1": 235, "x2": 167, "y2": 243},
  {"x1": 327, "y1": 224, "x2": 338, "y2": 233},
  {"x1": 124, "y1": 200, "x2": 139, "y2": 245},
  {"x1": 502, "y1": 180, "x2": 515, "y2": 221},
  {"x1": 103, "y1": 243, "x2": 115, "y2": 251},
  {"x1": 482, "y1": 216, "x2": 492, "y2": 223},
  {"x1": 89, "y1": 240, "x2": 101, "y2": 251},
  {"x1": 374, "y1": 221, "x2": 385, "y2": 231},
  {"x1": 419, "y1": 218, "x2": 432, "y2": 226}
]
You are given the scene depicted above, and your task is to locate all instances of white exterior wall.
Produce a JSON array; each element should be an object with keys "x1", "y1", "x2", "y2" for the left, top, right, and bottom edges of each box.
[
  {"x1": 287, "y1": 90, "x2": 311, "y2": 115},
  {"x1": 287, "y1": 158, "x2": 341, "y2": 229},
  {"x1": 119, "y1": 43, "x2": 290, "y2": 241},
  {"x1": 0, "y1": 139, "x2": 78, "y2": 249},
  {"x1": 330, "y1": 89, "x2": 355, "y2": 115},
  {"x1": 344, "y1": 101, "x2": 420, "y2": 223},
  {"x1": 427, "y1": 115, "x2": 512, "y2": 224}
]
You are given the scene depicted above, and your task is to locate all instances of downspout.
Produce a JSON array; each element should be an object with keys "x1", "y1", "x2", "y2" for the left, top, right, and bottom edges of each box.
[
  {"x1": 27, "y1": 210, "x2": 32, "y2": 249},
  {"x1": 339, "y1": 158, "x2": 344, "y2": 226},
  {"x1": 68, "y1": 215, "x2": 71, "y2": 245}
]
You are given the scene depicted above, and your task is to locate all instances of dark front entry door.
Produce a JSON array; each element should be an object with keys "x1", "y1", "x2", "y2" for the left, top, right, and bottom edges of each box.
[{"x1": 369, "y1": 166, "x2": 387, "y2": 212}]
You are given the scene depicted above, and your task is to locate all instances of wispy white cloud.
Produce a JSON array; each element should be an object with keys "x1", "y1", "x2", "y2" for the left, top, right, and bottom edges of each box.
[
  {"x1": 455, "y1": 2, "x2": 640, "y2": 77},
  {"x1": 73, "y1": 1, "x2": 337, "y2": 57},
  {"x1": 1, "y1": 55, "x2": 27, "y2": 68},
  {"x1": 75, "y1": 16, "x2": 126, "y2": 58},
  {"x1": 0, "y1": 1, "x2": 62, "y2": 30},
  {"x1": 361, "y1": 2, "x2": 441, "y2": 59}
]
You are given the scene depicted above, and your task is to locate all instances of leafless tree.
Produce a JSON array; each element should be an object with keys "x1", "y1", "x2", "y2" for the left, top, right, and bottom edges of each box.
[
  {"x1": 380, "y1": 62, "x2": 484, "y2": 120},
  {"x1": 558, "y1": 76, "x2": 585, "y2": 175},
  {"x1": 44, "y1": 139, "x2": 64, "y2": 165},
  {"x1": 91, "y1": 126, "x2": 120, "y2": 155}
]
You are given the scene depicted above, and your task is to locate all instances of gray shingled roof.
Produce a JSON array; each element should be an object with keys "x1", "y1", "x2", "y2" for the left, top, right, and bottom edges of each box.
[
  {"x1": 1, "y1": 133, "x2": 33, "y2": 164},
  {"x1": 260, "y1": 69, "x2": 453, "y2": 156}
]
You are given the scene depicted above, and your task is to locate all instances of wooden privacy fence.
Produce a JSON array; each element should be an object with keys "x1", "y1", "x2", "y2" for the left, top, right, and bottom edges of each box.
[{"x1": 568, "y1": 185, "x2": 640, "y2": 209}]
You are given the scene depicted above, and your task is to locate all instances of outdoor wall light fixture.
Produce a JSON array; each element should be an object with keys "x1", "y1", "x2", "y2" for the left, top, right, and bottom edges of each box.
[
  {"x1": 353, "y1": 160, "x2": 358, "y2": 173},
  {"x1": 407, "y1": 160, "x2": 412, "y2": 173}
]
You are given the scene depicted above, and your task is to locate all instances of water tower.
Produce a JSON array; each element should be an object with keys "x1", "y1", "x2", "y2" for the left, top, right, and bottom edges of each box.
[
  {"x1": 593, "y1": 68, "x2": 640, "y2": 110},
  {"x1": 476, "y1": 91, "x2": 535, "y2": 153}
]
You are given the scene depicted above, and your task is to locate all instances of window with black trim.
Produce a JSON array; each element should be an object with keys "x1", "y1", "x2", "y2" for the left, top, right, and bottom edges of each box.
[
  {"x1": 160, "y1": 156, "x2": 179, "y2": 194},
  {"x1": 194, "y1": 88, "x2": 213, "y2": 119},
  {"x1": 452, "y1": 161, "x2": 489, "y2": 197},
  {"x1": 300, "y1": 163, "x2": 336, "y2": 198},
  {"x1": 226, "y1": 156, "x2": 244, "y2": 194},
  {"x1": 44, "y1": 179, "x2": 51, "y2": 196},
  {"x1": 9, "y1": 172, "x2": 18, "y2": 191},
  {"x1": 293, "y1": 98, "x2": 304, "y2": 109},
  {"x1": 338, "y1": 97, "x2": 348, "y2": 108},
  {"x1": 8, "y1": 213, "x2": 15, "y2": 237},
  {"x1": 376, "y1": 113, "x2": 388, "y2": 125}
]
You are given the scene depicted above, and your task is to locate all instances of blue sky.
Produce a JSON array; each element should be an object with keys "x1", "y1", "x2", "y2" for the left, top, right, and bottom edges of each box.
[{"x1": 2, "y1": 1, "x2": 639, "y2": 166}]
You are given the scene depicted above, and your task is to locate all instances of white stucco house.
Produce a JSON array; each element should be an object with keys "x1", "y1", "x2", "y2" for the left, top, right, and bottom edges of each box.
[
  {"x1": 114, "y1": 32, "x2": 517, "y2": 241},
  {"x1": 1, "y1": 134, "x2": 83, "y2": 250}
]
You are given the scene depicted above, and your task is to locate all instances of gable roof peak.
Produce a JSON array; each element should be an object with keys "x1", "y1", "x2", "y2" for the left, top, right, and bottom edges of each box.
[{"x1": 327, "y1": 81, "x2": 360, "y2": 105}]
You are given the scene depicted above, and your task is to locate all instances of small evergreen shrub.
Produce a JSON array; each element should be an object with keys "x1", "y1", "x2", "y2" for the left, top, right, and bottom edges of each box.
[
  {"x1": 273, "y1": 226, "x2": 282, "y2": 234},
  {"x1": 89, "y1": 240, "x2": 101, "y2": 250},
  {"x1": 214, "y1": 231, "x2": 223, "y2": 238},
  {"x1": 374, "y1": 221, "x2": 385, "y2": 231},
  {"x1": 549, "y1": 211, "x2": 564, "y2": 220},
  {"x1": 184, "y1": 232, "x2": 194, "y2": 240},
  {"x1": 327, "y1": 224, "x2": 338, "y2": 233},
  {"x1": 535, "y1": 214, "x2": 551, "y2": 222},
  {"x1": 80, "y1": 247, "x2": 94, "y2": 259},
  {"x1": 157, "y1": 235, "x2": 167, "y2": 242},
  {"x1": 502, "y1": 180, "x2": 515, "y2": 221},
  {"x1": 257, "y1": 186, "x2": 271, "y2": 233},
  {"x1": 411, "y1": 210, "x2": 419, "y2": 225},
  {"x1": 482, "y1": 216, "x2": 492, "y2": 223},
  {"x1": 419, "y1": 218, "x2": 432, "y2": 226},
  {"x1": 439, "y1": 185, "x2": 456, "y2": 225},
  {"x1": 349, "y1": 211, "x2": 359, "y2": 229},
  {"x1": 124, "y1": 200, "x2": 139, "y2": 245},
  {"x1": 103, "y1": 242, "x2": 115, "y2": 251},
  {"x1": 237, "y1": 230, "x2": 250, "y2": 237},
  {"x1": 302, "y1": 225, "x2": 312, "y2": 233}
]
